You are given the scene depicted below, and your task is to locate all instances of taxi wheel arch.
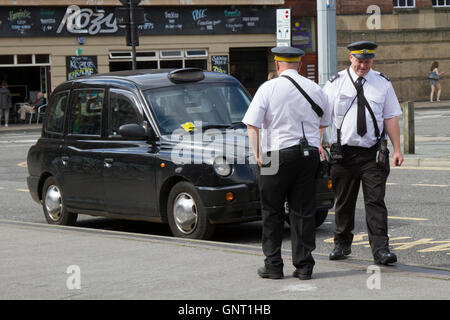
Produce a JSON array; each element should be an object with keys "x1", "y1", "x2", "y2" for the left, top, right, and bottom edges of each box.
[
  {"x1": 42, "y1": 176, "x2": 78, "y2": 226},
  {"x1": 167, "y1": 181, "x2": 215, "y2": 240}
]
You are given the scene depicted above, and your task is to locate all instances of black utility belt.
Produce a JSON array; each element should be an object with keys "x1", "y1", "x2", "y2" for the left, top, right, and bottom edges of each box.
[{"x1": 342, "y1": 144, "x2": 378, "y2": 152}]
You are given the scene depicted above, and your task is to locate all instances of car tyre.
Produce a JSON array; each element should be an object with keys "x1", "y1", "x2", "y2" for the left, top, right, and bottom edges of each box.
[
  {"x1": 315, "y1": 209, "x2": 328, "y2": 228},
  {"x1": 42, "y1": 176, "x2": 77, "y2": 226},
  {"x1": 167, "y1": 181, "x2": 215, "y2": 240}
]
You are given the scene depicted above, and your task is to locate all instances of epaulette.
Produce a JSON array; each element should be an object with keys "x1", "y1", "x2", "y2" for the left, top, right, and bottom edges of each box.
[
  {"x1": 329, "y1": 73, "x2": 340, "y2": 83},
  {"x1": 379, "y1": 72, "x2": 390, "y2": 81}
]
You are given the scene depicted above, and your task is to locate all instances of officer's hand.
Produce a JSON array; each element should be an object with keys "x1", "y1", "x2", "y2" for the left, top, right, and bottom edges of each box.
[
  {"x1": 257, "y1": 157, "x2": 263, "y2": 168},
  {"x1": 393, "y1": 151, "x2": 404, "y2": 167},
  {"x1": 318, "y1": 145, "x2": 326, "y2": 161}
]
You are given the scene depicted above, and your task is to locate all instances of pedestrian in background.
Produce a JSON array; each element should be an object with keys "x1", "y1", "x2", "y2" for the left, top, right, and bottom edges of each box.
[
  {"x1": 243, "y1": 46, "x2": 331, "y2": 280},
  {"x1": 0, "y1": 80, "x2": 12, "y2": 127},
  {"x1": 429, "y1": 61, "x2": 444, "y2": 102},
  {"x1": 323, "y1": 41, "x2": 404, "y2": 266},
  {"x1": 17, "y1": 91, "x2": 45, "y2": 122}
]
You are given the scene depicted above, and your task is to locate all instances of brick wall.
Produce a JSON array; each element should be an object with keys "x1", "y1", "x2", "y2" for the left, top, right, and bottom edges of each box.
[
  {"x1": 283, "y1": 0, "x2": 316, "y2": 17},
  {"x1": 337, "y1": 0, "x2": 393, "y2": 14},
  {"x1": 337, "y1": 0, "x2": 434, "y2": 14}
]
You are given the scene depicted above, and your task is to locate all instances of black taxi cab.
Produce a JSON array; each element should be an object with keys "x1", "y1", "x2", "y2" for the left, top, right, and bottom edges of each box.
[{"x1": 26, "y1": 68, "x2": 334, "y2": 239}]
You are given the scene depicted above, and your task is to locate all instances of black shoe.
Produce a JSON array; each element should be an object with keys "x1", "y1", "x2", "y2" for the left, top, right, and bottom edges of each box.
[
  {"x1": 292, "y1": 269, "x2": 312, "y2": 280},
  {"x1": 374, "y1": 250, "x2": 397, "y2": 265},
  {"x1": 257, "y1": 266, "x2": 284, "y2": 279},
  {"x1": 329, "y1": 245, "x2": 351, "y2": 260}
]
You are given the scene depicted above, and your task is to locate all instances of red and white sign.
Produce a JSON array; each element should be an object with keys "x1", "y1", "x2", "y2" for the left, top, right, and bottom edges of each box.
[{"x1": 276, "y1": 8, "x2": 291, "y2": 47}]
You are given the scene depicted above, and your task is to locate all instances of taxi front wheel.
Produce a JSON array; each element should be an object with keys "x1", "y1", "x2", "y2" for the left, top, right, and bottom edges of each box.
[
  {"x1": 42, "y1": 176, "x2": 78, "y2": 226},
  {"x1": 167, "y1": 181, "x2": 215, "y2": 240}
]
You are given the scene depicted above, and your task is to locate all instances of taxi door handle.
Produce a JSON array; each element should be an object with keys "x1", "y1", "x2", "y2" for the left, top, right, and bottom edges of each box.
[
  {"x1": 104, "y1": 158, "x2": 114, "y2": 168},
  {"x1": 61, "y1": 156, "x2": 69, "y2": 167}
]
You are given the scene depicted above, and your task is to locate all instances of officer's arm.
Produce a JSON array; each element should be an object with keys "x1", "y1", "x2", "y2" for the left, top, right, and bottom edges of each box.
[
  {"x1": 384, "y1": 117, "x2": 404, "y2": 167},
  {"x1": 246, "y1": 124, "x2": 262, "y2": 168}
]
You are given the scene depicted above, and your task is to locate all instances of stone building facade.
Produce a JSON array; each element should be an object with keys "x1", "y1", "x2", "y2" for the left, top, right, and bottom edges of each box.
[{"x1": 335, "y1": 0, "x2": 450, "y2": 101}]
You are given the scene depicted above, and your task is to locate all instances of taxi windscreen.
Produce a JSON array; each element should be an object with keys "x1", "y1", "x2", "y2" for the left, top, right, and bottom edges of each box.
[{"x1": 145, "y1": 83, "x2": 250, "y2": 135}]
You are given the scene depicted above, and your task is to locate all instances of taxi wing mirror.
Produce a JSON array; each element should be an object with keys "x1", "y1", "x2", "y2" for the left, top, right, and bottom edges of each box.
[{"x1": 118, "y1": 123, "x2": 147, "y2": 139}]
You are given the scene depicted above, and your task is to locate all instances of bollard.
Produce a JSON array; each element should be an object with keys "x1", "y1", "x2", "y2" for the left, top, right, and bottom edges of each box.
[{"x1": 402, "y1": 101, "x2": 415, "y2": 154}]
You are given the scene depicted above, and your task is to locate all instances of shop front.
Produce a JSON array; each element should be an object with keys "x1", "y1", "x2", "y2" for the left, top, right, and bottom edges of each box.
[{"x1": 0, "y1": 3, "x2": 280, "y2": 121}]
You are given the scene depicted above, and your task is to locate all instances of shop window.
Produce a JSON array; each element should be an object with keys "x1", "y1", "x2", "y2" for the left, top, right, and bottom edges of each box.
[
  {"x1": 160, "y1": 60, "x2": 183, "y2": 69},
  {"x1": 185, "y1": 59, "x2": 207, "y2": 69},
  {"x1": 109, "y1": 50, "x2": 207, "y2": 71},
  {"x1": 393, "y1": 0, "x2": 415, "y2": 8},
  {"x1": 433, "y1": 0, "x2": 450, "y2": 6},
  {"x1": 292, "y1": 17, "x2": 316, "y2": 53},
  {"x1": 185, "y1": 49, "x2": 208, "y2": 58},
  {"x1": 17, "y1": 55, "x2": 33, "y2": 64},
  {"x1": 35, "y1": 54, "x2": 50, "y2": 64},
  {"x1": 0, "y1": 55, "x2": 14, "y2": 64},
  {"x1": 109, "y1": 52, "x2": 133, "y2": 59},
  {"x1": 110, "y1": 61, "x2": 132, "y2": 71},
  {"x1": 136, "y1": 52, "x2": 156, "y2": 58},
  {"x1": 137, "y1": 61, "x2": 158, "y2": 69},
  {"x1": 160, "y1": 50, "x2": 183, "y2": 59}
]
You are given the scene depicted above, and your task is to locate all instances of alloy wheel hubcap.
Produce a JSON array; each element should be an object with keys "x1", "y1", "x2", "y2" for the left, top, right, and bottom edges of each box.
[
  {"x1": 173, "y1": 192, "x2": 198, "y2": 234},
  {"x1": 45, "y1": 185, "x2": 62, "y2": 221}
]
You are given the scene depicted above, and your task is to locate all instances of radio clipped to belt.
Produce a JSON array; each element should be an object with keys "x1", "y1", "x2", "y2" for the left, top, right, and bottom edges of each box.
[{"x1": 299, "y1": 122, "x2": 315, "y2": 158}]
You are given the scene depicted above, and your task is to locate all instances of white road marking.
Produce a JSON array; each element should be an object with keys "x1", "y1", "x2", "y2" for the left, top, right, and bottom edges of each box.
[{"x1": 278, "y1": 284, "x2": 317, "y2": 292}]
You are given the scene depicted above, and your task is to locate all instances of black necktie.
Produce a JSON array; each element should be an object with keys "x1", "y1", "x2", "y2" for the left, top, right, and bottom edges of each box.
[{"x1": 355, "y1": 77, "x2": 367, "y2": 137}]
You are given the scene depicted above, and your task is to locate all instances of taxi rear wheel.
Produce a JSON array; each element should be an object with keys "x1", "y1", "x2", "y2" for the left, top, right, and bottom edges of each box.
[
  {"x1": 42, "y1": 176, "x2": 78, "y2": 226},
  {"x1": 167, "y1": 181, "x2": 215, "y2": 240}
]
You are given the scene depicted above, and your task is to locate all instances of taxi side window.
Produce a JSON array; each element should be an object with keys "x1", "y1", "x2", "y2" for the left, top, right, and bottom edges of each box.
[
  {"x1": 109, "y1": 89, "x2": 140, "y2": 137},
  {"x1": 45, "y1": 91, "x2": 68, "y2": 134},
  {"x1": 69, "y1": 89, "x2": 104, "y2": 136}
]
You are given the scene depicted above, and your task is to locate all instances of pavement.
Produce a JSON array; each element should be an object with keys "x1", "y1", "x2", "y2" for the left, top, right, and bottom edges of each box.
[{"x1": 0, "y1": 101, "x2": 449, "y2": 302}]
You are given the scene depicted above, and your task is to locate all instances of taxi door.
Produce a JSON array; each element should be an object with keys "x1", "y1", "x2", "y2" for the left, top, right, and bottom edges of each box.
[
  {"x1": 102, "y1": 88, "x2": 157, "y2": 217},
  {"x1": 61, "y1": 88, "x2": 106, "y2": 212}
]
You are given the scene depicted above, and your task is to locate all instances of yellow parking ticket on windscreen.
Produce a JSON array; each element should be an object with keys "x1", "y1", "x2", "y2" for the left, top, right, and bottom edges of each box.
[{"x1": 181, "y1": 122, "x2": 195, "y2": 132}]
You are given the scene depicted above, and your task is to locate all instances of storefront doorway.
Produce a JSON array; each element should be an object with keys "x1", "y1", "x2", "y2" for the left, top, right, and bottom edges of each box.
[
  {"x1": 0, "y1": 54, "x2": 51, "y2": 123},
  {"x1": 229, "y1": 47, "x2": 268, "y2": 97},
  {"x1": 0, "y1": 66, "x2": 50, "y2": 123}
]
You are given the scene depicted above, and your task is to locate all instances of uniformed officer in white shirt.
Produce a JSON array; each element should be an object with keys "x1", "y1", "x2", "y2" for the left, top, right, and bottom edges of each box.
[
  {"x1": 323, "y1": 41, "x2": 404, "y2": 265},
  {"x1": 243, "y1": 46, "x2": 331, "y2": 280}
]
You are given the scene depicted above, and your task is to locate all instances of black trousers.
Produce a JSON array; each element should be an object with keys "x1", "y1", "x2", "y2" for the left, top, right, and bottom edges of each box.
[
  {"x1": 259, "y1": 145, "x2": 319, "y2": 273},
  {"x1": 330, "y1": 145, "x2": 390, "y2": 255}
]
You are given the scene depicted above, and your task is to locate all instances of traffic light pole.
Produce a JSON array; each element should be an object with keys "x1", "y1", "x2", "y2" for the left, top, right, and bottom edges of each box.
[{"x1": 129, "y1": 1, "x2": 137, "y2": 70}]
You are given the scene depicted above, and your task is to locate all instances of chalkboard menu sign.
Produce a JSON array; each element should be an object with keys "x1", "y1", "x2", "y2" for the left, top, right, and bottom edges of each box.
[
  {"x1": 0, "y1": 6, "x2": 276, "y2": 37},
  {"x1": 211, "y1": 55, "x2": 229, "y2": 74},
  {"x1": 66, "y1": 56, "x2": 98, "y2": 80}
]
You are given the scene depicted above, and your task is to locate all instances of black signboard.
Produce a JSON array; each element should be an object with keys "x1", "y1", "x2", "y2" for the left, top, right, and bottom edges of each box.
[
  {"x1": 66, "y1": 56, "x2": 98, "y2": 80},
  {"x1": 0, "y1": 6, "x2": 276, "y2": 37},
  {"x1": 211, "y1": 55, "x2": 229, "y2": 74}
]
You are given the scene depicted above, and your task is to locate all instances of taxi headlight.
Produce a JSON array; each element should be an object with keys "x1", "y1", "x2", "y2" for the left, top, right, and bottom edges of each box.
[{"x1": 213, "y1": 157, "x2": 232, "y2": 177}]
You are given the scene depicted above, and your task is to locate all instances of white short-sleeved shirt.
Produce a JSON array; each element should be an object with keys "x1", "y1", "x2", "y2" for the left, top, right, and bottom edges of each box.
[
  {"x1": 323, "y1": 68, "x2": 402, "y2": 148},
  {"x1": 242, "y1": 69, "x2": 331, "y2": 153}
]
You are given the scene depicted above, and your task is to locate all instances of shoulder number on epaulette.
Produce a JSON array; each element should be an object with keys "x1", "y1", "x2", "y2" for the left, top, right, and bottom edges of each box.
[
  {"x1": 379, "y1": 73, "x2": 390, "y2": 81},
  {"x1": 329, "y1": 73, "x2": 340, "y2": 83}
]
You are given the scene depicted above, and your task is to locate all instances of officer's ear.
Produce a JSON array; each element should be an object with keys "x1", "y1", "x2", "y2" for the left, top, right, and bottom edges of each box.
[{"x1": 296, "y1": 60, "x2": 302, "y2": 73}]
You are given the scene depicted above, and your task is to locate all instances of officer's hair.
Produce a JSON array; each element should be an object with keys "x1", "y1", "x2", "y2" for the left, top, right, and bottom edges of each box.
[{"x1": 279, "y1": 61, "x2": 300, "y2": 68}]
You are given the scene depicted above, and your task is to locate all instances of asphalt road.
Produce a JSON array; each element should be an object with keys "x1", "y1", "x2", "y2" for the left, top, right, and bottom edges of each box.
[{"x1": 0, "y1": 109, "x2": 449, "y2": 270}]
